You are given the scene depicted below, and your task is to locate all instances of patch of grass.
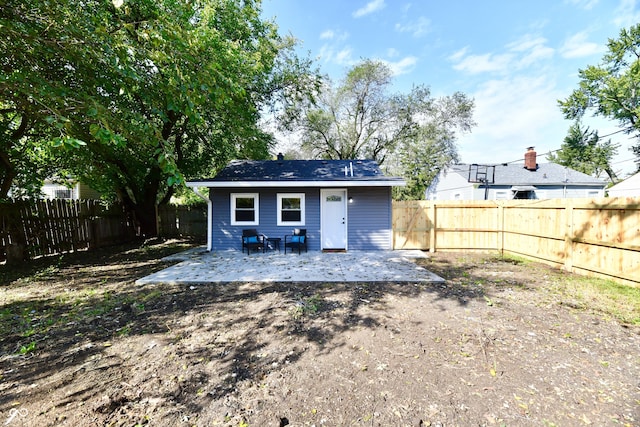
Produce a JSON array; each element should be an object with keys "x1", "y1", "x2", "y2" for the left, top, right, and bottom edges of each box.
[
  {"x1": 553, "y1": 276, "x2": 640, "y2": 325},
  {"x1": 494, "y1": 253, "x2": 529, "y2": 265}
]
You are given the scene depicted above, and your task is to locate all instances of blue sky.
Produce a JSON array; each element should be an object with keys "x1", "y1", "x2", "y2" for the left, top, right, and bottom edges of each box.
[{"x1": 261, "y1": 0, "x2": 640, "y2": 176}]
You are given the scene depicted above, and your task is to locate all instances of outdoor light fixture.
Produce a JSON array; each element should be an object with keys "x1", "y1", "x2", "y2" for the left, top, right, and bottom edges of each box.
[{"x1": 348, "y1": 196, "x2": 353, "y2": 203}]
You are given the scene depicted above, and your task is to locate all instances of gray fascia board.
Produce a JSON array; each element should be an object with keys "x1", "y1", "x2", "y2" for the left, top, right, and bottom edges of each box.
[{"x1": 186, "y1": 179, "x2": 406, "y2": 188}]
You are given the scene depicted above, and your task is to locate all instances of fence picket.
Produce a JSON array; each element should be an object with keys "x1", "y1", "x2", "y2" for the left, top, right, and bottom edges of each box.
[{"x1": 393, "y1": 198, "x2": 640, "y2": 287}]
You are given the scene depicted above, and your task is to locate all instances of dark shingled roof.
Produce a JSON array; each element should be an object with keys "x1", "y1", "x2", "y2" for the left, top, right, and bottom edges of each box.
[
  {"x1": 193, "y1": 159, "x2": 402, "y2": 182},
  {"x1": 448, "y1": 163, "x2": 606, "y2": 186}
]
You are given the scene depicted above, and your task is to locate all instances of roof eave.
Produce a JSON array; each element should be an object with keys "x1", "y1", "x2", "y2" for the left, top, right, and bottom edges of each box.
[{"x1": 186, "y1": 179, "x2": 406, "y2": 188}]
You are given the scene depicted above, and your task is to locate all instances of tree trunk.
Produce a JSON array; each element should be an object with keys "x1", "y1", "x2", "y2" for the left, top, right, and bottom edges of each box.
[
  {"x1": 134, "y1": 201, "x2": 158, "y2": 237},
  {"x1": 0, "y1": 152, "x2": 16, "y2": 199},
  {"x1": 119, "y1": 166, "x2": 163, "y2": 238}
]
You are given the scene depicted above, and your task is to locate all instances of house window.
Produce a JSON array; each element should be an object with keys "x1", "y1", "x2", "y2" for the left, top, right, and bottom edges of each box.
[
  {"x1": 513, "y1": 190, "x2": 533, "y2": 199},
  {"x1": 277, "y1": 193, "x2": 305, "y2": 226},
  {"x1": 586, "y1": 190, "x2": 601, "y2": 198},
  {"x1": 55, "y1": 188, "x2": 73, "y2": 199},
  {"x1": 231, "y1": 193, "x2": 259, "y2": 225}
]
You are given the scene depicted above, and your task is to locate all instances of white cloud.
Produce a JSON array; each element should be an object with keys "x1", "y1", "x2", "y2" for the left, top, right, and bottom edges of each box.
[
  {"x1": 386, "y1": 47, "x2": 400, "y2": 58},
  {"x1": 395, "y1": 16, "x2": 431, "y2": 37},
  {"x1": 507, "y1": 35, "x2": 555, "y2": 66},
  {"x1": 448, "y1": 47, "x2": 468, "y2": 62},
  {"x1": 456, "y1": 76, "x2": 565, "y2": 164},
  {"x1": 317, "y1": 29, "x2": 354, "y2": 66},
  {"x1": 560, "y1": 31, "x2": 604, "y2": 58},
  {"x1": 450, "y1": 34, "x2": 554, "y2": 75},
  {"x1": 613, "y1": 0, "x2": 640, "y2": 27},
  {"x1": 353, "y1": 0, "x2": 386, "y2": 18},
  {"x1": 451, "y1": 52, "x2": 514, "y2": 74},
  {"x1": 319, "y1": 29, "x2": 349, "y2": 42},
  {"x1": 565, "y1": 0, "x2": 599, "y2": 10},
  {"x1": 320, "y1": 30, "x2": 335, "y2": 40},
  {"x1": 335, "y1": 47, "x2": 354, "y2": 65},
  {"x1": 382, "y1": 56, "x2": 418, "y2": 75}
]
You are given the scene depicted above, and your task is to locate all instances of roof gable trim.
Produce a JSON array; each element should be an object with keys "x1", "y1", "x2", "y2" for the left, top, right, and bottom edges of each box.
[{"x1": 187, "y1": 179, "x2": 405, "y2": 188}]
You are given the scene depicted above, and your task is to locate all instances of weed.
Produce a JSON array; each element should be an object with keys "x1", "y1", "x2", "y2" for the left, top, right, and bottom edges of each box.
[
  {"x1": 117, "y1": 324, "x2": 132, "y2": 337},
  {"x1": 18, "y1": 341, "x2": 36, "y2": 355},
  {"x1": 290, "y1": 294, "x2": 324, "y2": 319},
  {"x1": 31, "y1": 265, "x2": 59, "y2": 280}
]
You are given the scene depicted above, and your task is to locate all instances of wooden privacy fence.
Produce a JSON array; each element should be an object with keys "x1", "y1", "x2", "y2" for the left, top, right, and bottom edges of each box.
[
  {"x1": 158, "y1": 204, "x2": 207, "y2": 238},
  {"x1": 393, "y1": 198, "x2": 640, "y2": 286},
  {"x1": 0, "y1": 199, "x2": 137, "y2": 263}
]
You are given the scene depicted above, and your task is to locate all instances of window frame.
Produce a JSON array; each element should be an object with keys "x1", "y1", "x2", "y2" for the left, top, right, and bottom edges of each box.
[
  {"x1": 230, "y1": 193, "x2": 259, "y2": 226},
  {"x1": 277, "y1": 193, "x2": 305, "y2": 226}
]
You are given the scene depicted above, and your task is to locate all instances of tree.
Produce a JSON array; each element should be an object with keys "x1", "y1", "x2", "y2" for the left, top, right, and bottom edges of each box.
[
  {"x1": 547, "y1": 122, "x2": 619, "y2": 183},
  {"x1": 0, "y1": 104, "x2": 56, "y2": 199},
  {"x1": 287, "y1": 59, "x2": 474, "y2": 198},
  {"x1": 559, "y1": 24, "x2": 640, "y2": 172},
  {"x1": 1, "y1": 0, "x2": 317, "y2": 235}
]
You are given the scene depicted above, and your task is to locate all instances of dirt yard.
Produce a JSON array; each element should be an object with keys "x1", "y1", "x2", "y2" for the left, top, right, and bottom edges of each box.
[{"x1": 1, "y1": 240, "x2": 639, "y2": 427}]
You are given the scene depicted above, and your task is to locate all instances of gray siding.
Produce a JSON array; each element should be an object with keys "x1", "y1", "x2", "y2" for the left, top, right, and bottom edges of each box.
[
  {"x1": 347, "y1": 187, "x2": 392, "y2": 250},
  {"x1": 210, "y1": 187, "x2": 321, "y2": 251},
  {"x1": 209, "y1": 186, "x2": 392, "y2": 251}
]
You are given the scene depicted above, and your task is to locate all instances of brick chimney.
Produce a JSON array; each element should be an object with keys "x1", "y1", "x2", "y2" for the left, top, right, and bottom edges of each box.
[{"x1": 524, "y1": 147, "x2": 537, "y2": 171}]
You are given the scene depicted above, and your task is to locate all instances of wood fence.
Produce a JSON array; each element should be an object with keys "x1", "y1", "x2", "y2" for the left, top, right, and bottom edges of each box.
[
  {"x1": 0, "y1": 199, "x2": 137, "y2": 263},
  {"x1": 392, "y1": 198, "x2": 640, "y2": 287},
  {"x1": 0, "y1": 201, "x2": 208, "y2": 264},
  {"x1": 158, "y1": 204, "x2": 207, "y2": 238}
]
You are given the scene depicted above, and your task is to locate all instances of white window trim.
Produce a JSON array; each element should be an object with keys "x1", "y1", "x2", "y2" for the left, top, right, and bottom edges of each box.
[
  {"x1": 231, "y1": 193, "x2": 259, "y2": 226},
  {"x1": 277, "y1": 193, "x2": 305, "y2": 226}
]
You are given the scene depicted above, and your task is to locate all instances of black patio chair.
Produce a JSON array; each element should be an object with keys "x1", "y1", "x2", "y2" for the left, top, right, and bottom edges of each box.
[
  {"x1": 284, "y1": 228, "x2": 307, "y2": 254},
  {"x1": 241, "y1": 229, "x2": 264, "y2": 255}
]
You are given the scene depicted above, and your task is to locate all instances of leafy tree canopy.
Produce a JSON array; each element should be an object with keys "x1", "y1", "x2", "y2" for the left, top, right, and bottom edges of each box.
[
  {"x1": 0, "y1": 0, "x2": 318, "y2": 234},
  {"x1": 284, "y1": 59, "x2": 475, "y2": 199},
  {"x1": 547, "y1": 122, "x2": 619, "y2": 183},
  {"x1": 559, "y1": 24, "x2": 640, "y2": 172}
]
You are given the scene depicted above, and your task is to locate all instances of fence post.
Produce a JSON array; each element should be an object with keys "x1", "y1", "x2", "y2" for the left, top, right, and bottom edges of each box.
[
  {"x1": 429, "y1": 202, "x2": 436, "y2": 252},
  {"x1": 564, "y1": 203, "x2": 574, "y2": 272},
  {"x1": 497, "y1": 202, "x2": 504, "y2": 255}
]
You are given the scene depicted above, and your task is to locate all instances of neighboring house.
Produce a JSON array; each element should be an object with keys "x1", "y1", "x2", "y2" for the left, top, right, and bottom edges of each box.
[
  {"x1": 607, "y1": 172, "x2": 640, "y2": 197},
  {"x1": 426, "y1": 148, "x2": 607, "y2": 201},
  {"x1": 186, "y1": 156, "x2": 405, "y2": 252},
  {"x1": 41, "y1": 179, "x2": 101, "y2": 200}
]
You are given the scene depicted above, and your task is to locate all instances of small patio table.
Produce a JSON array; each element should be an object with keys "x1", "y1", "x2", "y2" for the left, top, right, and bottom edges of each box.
[{"x1": 265, "y1": 237, "x2": 281, "y2": 253}]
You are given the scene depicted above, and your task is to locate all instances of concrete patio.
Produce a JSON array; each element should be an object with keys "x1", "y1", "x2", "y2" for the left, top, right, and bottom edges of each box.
[{"x1": 136, "y1": 247, "x2": 445, "y2": 284}]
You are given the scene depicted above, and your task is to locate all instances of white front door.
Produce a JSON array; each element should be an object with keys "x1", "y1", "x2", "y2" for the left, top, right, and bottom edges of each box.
[{"x1": 321, "y1": 189, "x2": 347, "y2": 250}]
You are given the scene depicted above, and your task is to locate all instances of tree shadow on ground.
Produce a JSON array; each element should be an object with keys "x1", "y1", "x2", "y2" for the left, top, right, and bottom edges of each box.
[{"x1": 0, "y1": 245, "x2": 536, "y2": 424}]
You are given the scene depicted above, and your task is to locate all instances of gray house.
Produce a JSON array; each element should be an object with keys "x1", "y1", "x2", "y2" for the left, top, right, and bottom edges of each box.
[
  {"x1": 427, "y1": 148, "x2": 607, "y2": 201},
  {"x1": 187, "y1": 157, "x2": 405, "y2": 252}
]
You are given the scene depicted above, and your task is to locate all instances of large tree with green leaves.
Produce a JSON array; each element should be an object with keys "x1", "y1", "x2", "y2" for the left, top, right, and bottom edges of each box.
[
  {"x1": 1, "y1": 0, "x2": 317, "y2": 235},
  {"x1": 559, "y1": 24, "x2": 640, "y2": 172},
  {"x1": 547, "y1": 122, "x2": 619, "y2": 183},
  {"x1": 285, "y1": 59, "x2": 474, "y2": 199}
]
